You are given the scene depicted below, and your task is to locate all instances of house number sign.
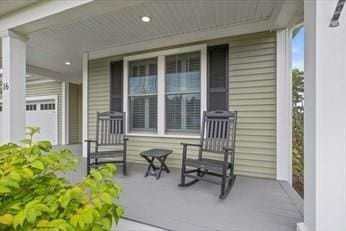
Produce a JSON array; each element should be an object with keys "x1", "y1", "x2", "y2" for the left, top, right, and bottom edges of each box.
[{"x1": 2, "y1": 82, "x2": 9, "y2": 91}]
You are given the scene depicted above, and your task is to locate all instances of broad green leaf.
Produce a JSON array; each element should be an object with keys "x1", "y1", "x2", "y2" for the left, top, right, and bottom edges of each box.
[
  {"x1": 0, "y1": 185, "x2": 11, "y2": 193},
  {"x1": 37, "y1": 141, "x2": 52, "y2": 152},
  {"x1": 36, "y1": 219, "x2": 50, "y2": 227},
  {"x1": 31, "y1": 146, "x2": 41, "y2": 155},
  {"x1": 70, "y1": 214, "x2": 79, "y2": 227},
  {"x1": 92, "y1": 171, "x2": 102, "y2": 181},
  {"x1": 9, "y1": 172, "x2": 22, "y2": 181},
  {"x1": 2, "y1": 178, "x2": 20, "y2": 188},
  {"x1": 22, "y1": 168, "x2": 33, "y2": 178},
  {"x1": 13, "y1": 210, "x2": 25, "y2": 228},
  {"x1": 101, "y1": 192, "x2": 112, "y2": 204},
  {"x1": 27, "y1": 208, "x2": 40, "y2": 224},
  {"x1": 59, "y1": 191, "x2": 72, "y2": 208},
  {"x1": 0, "y1": 214, "x2": 13, "y2": 225},
  {"x1": 31, "y1": 160, "x2": 44, "y2": 170},
  {"x1": 116, "y1": 207, "x2": 124, "y2": 217},
  {"x1": 34, "y1": 203, "x2": 50, "y2": 212},
  {"x1": 100, "y1": 217, "x2": 112, "y2": 230},
  {"x1": 91, "y1": 224, "x2": 103, "y2": 231},
  {"x1": 92, "y1": 198, "x2": 102, "y2": 208}
]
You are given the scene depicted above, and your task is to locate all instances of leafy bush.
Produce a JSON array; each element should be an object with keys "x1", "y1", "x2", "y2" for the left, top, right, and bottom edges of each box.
[
  {"x1": 292, "y1": 69, "x2": 304, "y2": 178},
  {"x1": 0, "y1": 128, "x2": 123, "y2": 231}
]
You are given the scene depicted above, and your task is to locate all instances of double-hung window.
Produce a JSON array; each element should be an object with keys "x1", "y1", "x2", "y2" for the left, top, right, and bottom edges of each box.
[
  {"x1": 165, "y1": 52, "x2": 201, "y2": 133},
  {"x1": 123, "y1": 44, "x2": 207, "y2": 136},
  {"x1": 128, "y1": 58, "x2": 158, "y2": 132}
]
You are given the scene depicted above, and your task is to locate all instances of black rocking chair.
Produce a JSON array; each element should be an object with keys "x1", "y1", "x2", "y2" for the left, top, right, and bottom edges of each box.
[
  {"x1": 85, "y1": 111, "x2": 128, "y2": 175},
  {"x1": 179, "y1": 110, "x2": 238, "y2": 199}
]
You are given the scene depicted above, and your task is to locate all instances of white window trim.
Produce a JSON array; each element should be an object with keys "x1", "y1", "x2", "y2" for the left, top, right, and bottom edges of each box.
[{"x1": 123, "y1": 44, "x2": 207, "y2": 137}]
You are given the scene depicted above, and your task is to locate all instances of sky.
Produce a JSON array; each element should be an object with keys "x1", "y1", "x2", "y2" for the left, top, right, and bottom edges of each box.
[{"x1": 292, "y1": 27, "x2": 304, "y2": 71}]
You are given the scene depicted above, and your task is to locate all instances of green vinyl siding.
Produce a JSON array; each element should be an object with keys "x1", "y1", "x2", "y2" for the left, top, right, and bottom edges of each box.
[
  {"x1": 88, "y1": 31, "x2": 277, "y2": 179},
  {"x1": 229, "y1": 32, "x2": 276, "y2": 178}
]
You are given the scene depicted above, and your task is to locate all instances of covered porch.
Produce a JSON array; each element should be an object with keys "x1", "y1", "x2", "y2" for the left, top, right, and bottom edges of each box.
[
  {"x1": 57, "y1": 145, "x2": 303, "y2": 231},
  {"x1": 1, "y1": 1, "x2": 346, "y2": 231}
]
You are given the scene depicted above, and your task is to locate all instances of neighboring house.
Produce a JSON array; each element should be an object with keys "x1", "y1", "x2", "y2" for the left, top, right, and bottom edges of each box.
[{"x1": 0, "y1": 75, "x2": 82, "y2": 145}]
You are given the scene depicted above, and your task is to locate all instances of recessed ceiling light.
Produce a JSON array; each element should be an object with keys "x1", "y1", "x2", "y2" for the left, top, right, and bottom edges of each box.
[
  {"x1": 141, "y1": 16, "x2": 151, "y2": 23},
  {"x1": 65, "y1": 61, "x2": 71, "y2": 66}
]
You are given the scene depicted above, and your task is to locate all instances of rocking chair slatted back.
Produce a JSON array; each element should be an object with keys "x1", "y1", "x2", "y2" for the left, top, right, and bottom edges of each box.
[
  {"x1": 96, "y1": 111, "x2": 125, "y2": 146},
  {"x1": 200, "y1": 111, "x2": 237, "y2": 154}
]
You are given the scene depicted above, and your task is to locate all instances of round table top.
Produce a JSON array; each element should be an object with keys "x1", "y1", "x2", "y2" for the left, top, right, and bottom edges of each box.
[{"x1": 140, "y1": 148, "x2": 173, "y2": 157}]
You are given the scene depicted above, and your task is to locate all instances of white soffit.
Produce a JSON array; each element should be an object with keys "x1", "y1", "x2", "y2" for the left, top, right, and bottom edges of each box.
[{"x1": 3, "y1": 0, "x2": 301, "y2": 80}]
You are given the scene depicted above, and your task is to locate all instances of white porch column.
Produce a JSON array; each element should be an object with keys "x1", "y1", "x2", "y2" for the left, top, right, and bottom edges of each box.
[
  {"x1": 301, "y1": 1, "x2": 346, "y2": 231},
  {"x1": 82, "y1": 53, "x2": 89, "y2": 157},
  {"x1": 0, "y1": 31, "x2": 26, "y2": 144},
  {"x1": 276, "y1": 28, "x2": 292, "y2": 183},
  {"x1": 62, "y1": 80, "x2": 69, "y2": 145}
]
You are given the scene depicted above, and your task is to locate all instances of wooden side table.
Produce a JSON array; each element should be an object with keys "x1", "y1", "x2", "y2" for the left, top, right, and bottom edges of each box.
[{"x1": 140, "y1": 149, "x2": 173, "y2": 180}]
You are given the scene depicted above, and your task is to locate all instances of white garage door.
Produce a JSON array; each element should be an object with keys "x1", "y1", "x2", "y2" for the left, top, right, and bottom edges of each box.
[{"x1": 0, "y1": 98, "x2": 58, "y2": 144}]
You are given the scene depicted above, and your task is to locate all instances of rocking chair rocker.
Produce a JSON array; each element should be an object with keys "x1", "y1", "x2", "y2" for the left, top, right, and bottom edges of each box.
[{"x1": 179, "y1": 110, "x2": 238, "y2": 199}]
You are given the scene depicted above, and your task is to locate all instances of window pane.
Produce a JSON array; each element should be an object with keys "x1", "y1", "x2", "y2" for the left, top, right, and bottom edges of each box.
[
  {"x1": 128, "y1": 58, "x2": 158, "y2": 131},
  {"x1": 185, "y1": 94, "x2": 200, "y2": 130},
  {"x1": 166, "y1": 94, "x2": 200, "y2": 132},
  {"x1": 129, "y1": 96, "x2": 157, "y2": 131},
  {"x1": 166, "y1": 52, "x2": 200, "y2": 93},
  {"x1": 165, "y1": 51, "x2": 201, "y2": 133},
  {"x1": 166, "y1": 95, "x2": 182, "y2": 130},
  {"x1": 129, "y1": 58, "x2": 157, "y2": 96}
]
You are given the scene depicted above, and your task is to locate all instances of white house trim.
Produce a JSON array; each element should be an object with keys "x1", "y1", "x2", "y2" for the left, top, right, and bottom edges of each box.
[
  {"x1": 82, "y1": 52, "x2": 89, "y2": 157},
  {"x1": 157, "y1": 56, "x2": 165, "y2": 136},
  {"x1": 123, "y1": 44, "x2": 207, "y2": 136},
  {"x1": 276, "y1": 28, "x2": 292, "y2": 184},
  {"x1": 61, "y1": 81, "x2": 69, "y2": 145},
  {"x1": 0, "y1": 0, "x2": 95, "y2": 32}
]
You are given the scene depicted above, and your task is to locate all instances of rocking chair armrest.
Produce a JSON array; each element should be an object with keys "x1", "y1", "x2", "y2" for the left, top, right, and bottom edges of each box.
[
  {"x1": 180, "y1": 143, "x2": 202, "y2": 147},
  {"x1": 123, "y1": 137, "x2": 129, "y2": 142},
  {"x1": 223, "y1": 147, "x2": 235, "y2": 153},
  {"x1": 85, "y1": 139, "x2": 97, "y2": 143}
]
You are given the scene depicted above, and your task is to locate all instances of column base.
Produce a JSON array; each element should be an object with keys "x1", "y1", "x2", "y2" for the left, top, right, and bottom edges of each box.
[{"x1": 296, "y1": 223, "x2": 308, "y2": 231}]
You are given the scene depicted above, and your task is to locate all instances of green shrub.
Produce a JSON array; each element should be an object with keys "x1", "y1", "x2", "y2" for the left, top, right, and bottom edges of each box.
[
  {"x1": 292, "y1": 69, "x2": 304, "y2": 178},
  {"x1": 0, "y1": 128, "x2": 123, "y2": 231}
]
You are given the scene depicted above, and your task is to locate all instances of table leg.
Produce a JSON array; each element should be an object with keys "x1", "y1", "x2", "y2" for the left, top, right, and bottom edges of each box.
[
  {"x1": 143, "y1": 156, "x2": 157, "y2": 177},
  {"x1": 156, "y1": 155, "x2": 169, "y2": 180}
]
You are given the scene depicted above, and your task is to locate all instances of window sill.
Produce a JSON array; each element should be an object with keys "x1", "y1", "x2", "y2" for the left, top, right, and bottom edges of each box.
[{"x1": 126, "y1": 133, "x2": 200, "y2": 139}]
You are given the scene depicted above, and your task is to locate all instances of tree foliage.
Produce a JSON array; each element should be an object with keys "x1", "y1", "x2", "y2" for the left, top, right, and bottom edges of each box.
[
  {"x1": 292, "y1": 69, "x2": 304, "y2": 177},
  {"x1": 0, "y1": 127, "x2": 123, "y2": 231}
]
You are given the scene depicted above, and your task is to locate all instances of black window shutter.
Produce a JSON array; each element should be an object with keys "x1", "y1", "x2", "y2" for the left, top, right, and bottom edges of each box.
[
  {"x1": 110, "y1": 60, "x2": 123, "y2": 112},
  {"x1": 207, "y1": 44, "x2": 229, "y2": 111}
]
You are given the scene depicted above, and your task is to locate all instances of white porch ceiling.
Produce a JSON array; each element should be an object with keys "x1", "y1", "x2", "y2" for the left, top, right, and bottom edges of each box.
[{"x1": 0, "y1": 0, "x2": 302, "y2": 81}]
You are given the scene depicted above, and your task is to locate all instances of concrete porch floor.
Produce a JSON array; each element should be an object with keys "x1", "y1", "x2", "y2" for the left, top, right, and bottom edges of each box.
[{"x1": 55, "y1": 145, "x2": 303, "y2": 231}]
